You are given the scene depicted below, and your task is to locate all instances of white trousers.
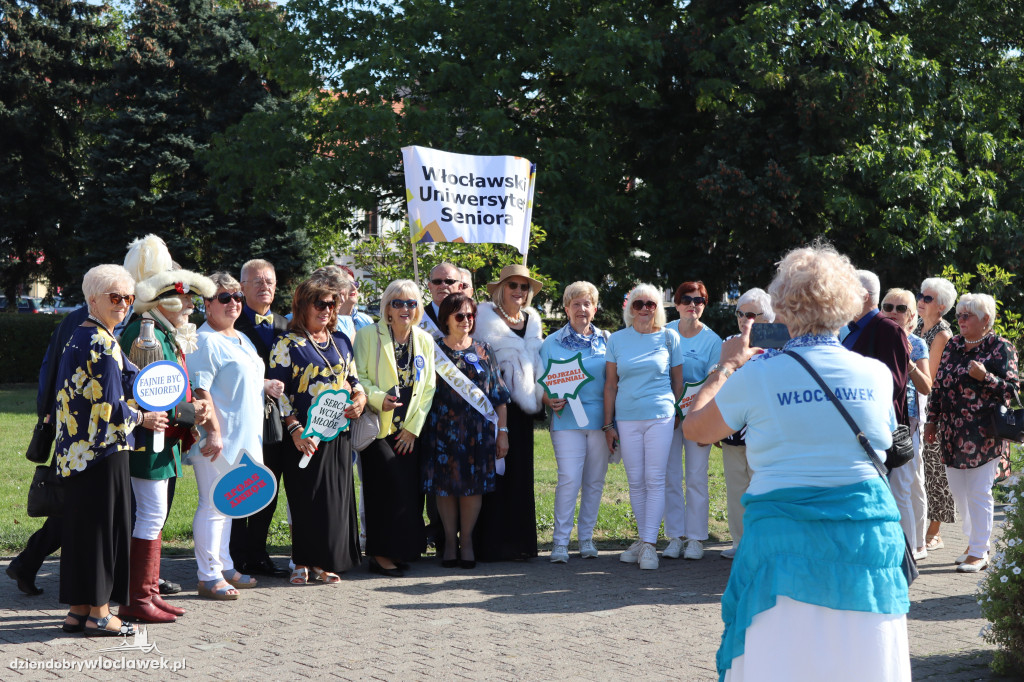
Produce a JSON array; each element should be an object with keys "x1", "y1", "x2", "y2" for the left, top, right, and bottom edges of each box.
[
  {"x1": 721, "y1": 442, "x2": 753, "y2": 548},
  {"x1": 550, "y1": 429, "x2": 610, "y2": 545},
  {"x1": 618, "y1": 416, "x2": 674, "y2": 544},
  {"x1": 889, "y1": 417, "x2": 928, "y2": 549},
  {"x1": 192, "y1": 455, "x2": 234, "y2": 582},
  {"x1": 664, "y1": 426, "x2": 712, "y2": 540},
  {"x1": 131, "y1": 477, "x2": 169, "y2": 541},
  {"x1": 945, "y1": 456, "x2": 1002, "y2": 557}
]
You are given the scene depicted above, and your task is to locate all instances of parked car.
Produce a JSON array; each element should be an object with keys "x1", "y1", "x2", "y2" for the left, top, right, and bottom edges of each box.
[
  {"x1": 53, "y1": 296, "x2": 85, "y2": 315},
  {"x1": 0, "y1": 296, "x2": 52, "y2": 313}
]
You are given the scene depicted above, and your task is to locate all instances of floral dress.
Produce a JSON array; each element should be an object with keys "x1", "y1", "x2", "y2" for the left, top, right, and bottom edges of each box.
[
  {"x1": 421, "y1": 339, "x2": 511, "y2": 496},
  {"x1": 54, "y1": 324, "x2": 142, "y2": 478},
  {"x1": 269, "y1": 331, "x2": 360, "y2": 425},
  {"x1": 927, "y1": 334, "x2": 1019, "y2": 470}
]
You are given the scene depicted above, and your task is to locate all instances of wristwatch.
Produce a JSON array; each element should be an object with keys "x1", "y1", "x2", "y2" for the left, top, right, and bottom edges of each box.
[{"x1": 709, "y1": 363, "x2": 734, "y2": 379}]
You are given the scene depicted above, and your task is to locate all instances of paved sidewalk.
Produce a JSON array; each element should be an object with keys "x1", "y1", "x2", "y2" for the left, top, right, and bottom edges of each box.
[{"x1": 0, "y1": 511, "x2": 1013, "y2": 680}]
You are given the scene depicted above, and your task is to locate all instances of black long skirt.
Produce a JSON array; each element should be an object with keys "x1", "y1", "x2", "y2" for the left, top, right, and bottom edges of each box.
[
  {"x1": 362, "y1": 434, "x2": 426, "y2": 562},
  {"x1": 283, "y1": 434, "x2": 361, "y2": 573},
  {"x1": 473, "y1": 403, "x2": 538, "y2": 561},
  {"x1": 60, "y1": 451, "x2": 131, "y2": 606}
]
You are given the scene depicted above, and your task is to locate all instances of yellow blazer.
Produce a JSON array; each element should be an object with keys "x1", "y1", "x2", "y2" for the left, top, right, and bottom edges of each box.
[{"x1": 354, "y1": 321, "x2": 436, "y2": 439}]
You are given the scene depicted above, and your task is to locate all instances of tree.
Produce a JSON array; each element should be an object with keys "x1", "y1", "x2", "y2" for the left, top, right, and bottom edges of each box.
[{"x1": 0, "y1": 0, "x2": 117, "y2": 305}]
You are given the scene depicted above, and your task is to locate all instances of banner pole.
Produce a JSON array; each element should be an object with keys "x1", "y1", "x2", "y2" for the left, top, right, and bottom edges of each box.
[
  {"x1": 410, "y1": 220, "x2": 420, "y2": 283},
  {"x1": 521, "y1": 162, "x2": 537, "y2": 267}
]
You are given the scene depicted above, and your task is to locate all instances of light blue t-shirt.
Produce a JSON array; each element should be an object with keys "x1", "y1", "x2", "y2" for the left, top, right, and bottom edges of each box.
[
  {"x1": 539, "y1": 325, "x2": 608, "y2": 431},
  {"x1": 907, "y1": 332, "x2": 929, "y2": 419},
  {"x1": 186, "y1": 324, "x2": 265, "y2": 467},
  {"x1": 715, "y1": 340, "x2": 896, "y2": 495},
  {"x1": 606, "y1": 326, "x2": 683, "y2": 421},
  {"x1": 666, "y1": 321, "x2": 723, "y2": 385}
]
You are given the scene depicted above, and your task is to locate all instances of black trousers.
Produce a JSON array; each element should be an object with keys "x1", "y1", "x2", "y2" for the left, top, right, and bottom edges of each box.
[
  {"x1": 18, "y1": 516, "x2": 63, "y2": 576},
  {"x1": 230, "y1": 440, "x2": 286, "y2": 564}
]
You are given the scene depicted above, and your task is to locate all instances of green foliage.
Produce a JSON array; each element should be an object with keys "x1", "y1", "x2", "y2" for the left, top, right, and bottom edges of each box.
[
  {"x1": 978, "y1": 474, "x2": 1024, "y2": 676},
  {"x1": 0, "y1": 315, "x2": 62, "y2": 382},
  {"x1": 941, "y1": 263, "x2": 1024, "y2": 355}
]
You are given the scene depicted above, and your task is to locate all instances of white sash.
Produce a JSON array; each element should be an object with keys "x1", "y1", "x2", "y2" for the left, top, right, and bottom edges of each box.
[{"x1": 419, "y1": 315, "x2": 499, "y2": 434}]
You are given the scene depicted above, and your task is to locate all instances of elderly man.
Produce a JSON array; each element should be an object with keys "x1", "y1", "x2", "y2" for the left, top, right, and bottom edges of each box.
[
  {"x1": 842, "y1": 270, "x2": 911, "y2": 430},
  {"x1": 232, "y1": 258, "x2": 289, "y2": 578},
  {"x1": 459, "y1": 267, "x2": 474, "y2": 299},
  {"x1": 424, "y1": 262, "x2": 465, "y2": 326}
]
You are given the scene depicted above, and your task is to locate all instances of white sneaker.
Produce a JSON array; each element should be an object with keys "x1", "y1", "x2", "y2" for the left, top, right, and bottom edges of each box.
[
  {"x1": 721, "y1": 546, "x2": 737, "y2": 560},
  {"x1": 550, "y1": 545, "x2": 569, "y2": 563},
  {"x1": 683, "y1": 539, "x2": 704, "y2": 560},
  {"x1": 620, "y1": 540, "x2": 643, "y2": 563},
  {"x1": 912, "y1": 548, "x2": 927, "y2": 562},
  {"x1": 955, "y1": 553, "x2": 989, "y2": 573},
  {"x1": 579, "y1": 538, "x2": 598, "y2": 559},
  {"x1": 663, "y1": 537, "x2": 685, "y2": 559},
  {"x1": 638, "y1": 543, "x2": 659, "y2": 570}
]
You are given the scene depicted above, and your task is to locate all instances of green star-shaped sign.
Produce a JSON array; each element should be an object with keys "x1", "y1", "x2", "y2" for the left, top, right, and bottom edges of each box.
[{"x1": 537, "y1": 353, "x2": 594, "y2": 400}]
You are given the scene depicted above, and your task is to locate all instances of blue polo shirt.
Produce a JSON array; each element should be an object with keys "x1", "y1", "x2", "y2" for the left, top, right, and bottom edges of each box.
[{"x1": 606, "y1": 326, "x2": 683, "y2": 421}]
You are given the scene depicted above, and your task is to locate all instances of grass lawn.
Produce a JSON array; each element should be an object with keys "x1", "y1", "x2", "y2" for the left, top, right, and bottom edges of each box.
[{"x1": 0, "y1": 383, "x2": 730, "y2": 555}]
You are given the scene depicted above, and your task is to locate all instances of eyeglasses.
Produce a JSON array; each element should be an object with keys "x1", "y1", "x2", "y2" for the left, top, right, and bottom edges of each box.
[
  {"x1": 956, "y1": 312, "x2": 974, "y2": 321},
  {"x1": 506, "y1": 281, "x2": 531, "y2": 291},
  {"x1": 103, "y1": 292, "x2": 136, "y2": 305},
  {"x1": 735, "y1": 310, "x2": 763, "y2": 320},
  {"x1": 207, "y1": 292, "x2": 244, "y2": 304},
  {"x1": 242, "y1": 278, "x2": 276, "y2": 287},
  {"x1": 390, "y1": 299, "x2": 419, "y2": 309},
  {"x1": 916, "y1": 292, "x2": 934, "y2": 304},
  {"x1": 312, "y1": 299, "x2": 336, "y2": 311},
  {"x1": 431, "y1": 278, "x2": 459, "y2": 286},
  {"x1": 631, "y1": 300, "x2": 658, "y2": 311},
  {"x1": 453, "y1": 312, "x2": 475, "y2": 323},
  {"x1": 881, "y1": 303, "x2": 909, "y2": 313},
  {"x1": 678, "y1": 295, "x2": 706, "y2": 306}
]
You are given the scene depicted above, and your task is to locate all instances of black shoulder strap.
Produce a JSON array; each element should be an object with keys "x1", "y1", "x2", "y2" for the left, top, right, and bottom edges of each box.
[{"x1": 783, "y1": 350, "x2": 889, "y2": 480}]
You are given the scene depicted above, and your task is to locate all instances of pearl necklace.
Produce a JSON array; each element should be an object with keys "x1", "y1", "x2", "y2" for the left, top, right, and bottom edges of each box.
[
  {"x1": 495, "y1": 301, "x2": 523, "y2": 325},
  {"x1": 964, "y1": 332, "x2": 991, "y2": 345}
]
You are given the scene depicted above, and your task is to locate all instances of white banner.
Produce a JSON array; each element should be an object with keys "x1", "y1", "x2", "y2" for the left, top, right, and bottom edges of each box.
[{"x1": 402, "y1": 145, "x2": 535, "y2": 255}]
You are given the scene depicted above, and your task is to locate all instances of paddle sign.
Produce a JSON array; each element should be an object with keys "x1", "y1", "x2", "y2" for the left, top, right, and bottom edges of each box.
[
  {"x1": 210, "y1": 450, "x2": 277, "y2": 518},
  {"x1": 299, "y1": 388, "x2": 353, "y2": 468},
  {"x1": 132, "y1": 360, "x2": 187, "y2": 453},
  {"x1": 675, "y1": 377, "x2": 707, "y2": 420},
  {"x1": 537, "y1": 353, "x2": 595, "y2": 427}
]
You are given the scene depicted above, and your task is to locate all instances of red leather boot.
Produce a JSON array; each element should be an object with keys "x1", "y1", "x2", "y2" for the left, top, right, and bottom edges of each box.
[
  {"x1": 151, "y1": 532, "x2": 184, "y2": 616},
  {"x1": 119, "y1": 537, "x2": 176, "y2": 623}
]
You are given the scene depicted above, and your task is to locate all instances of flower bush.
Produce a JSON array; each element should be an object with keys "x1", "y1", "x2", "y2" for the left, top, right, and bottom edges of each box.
[{"x1": 978, "y1": 473, "x2": 1024, "y2": 675}]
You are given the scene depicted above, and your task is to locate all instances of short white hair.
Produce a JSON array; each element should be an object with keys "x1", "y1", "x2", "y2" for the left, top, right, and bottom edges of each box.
[
  {"x1": 622, "y1": 283, "x2": 667, "y2": 329},
  {"x1": 957, "y1": 293, "x2": 997, "y2": 333},
  {"x1": 920, "y1": 277, "x2": 957, "y2": 314},
  {"x1": 736, "y1": 288, "x2": 775, "y2": 322},
  {"x1": 83, "y1": 264, "x2": 135, "y2": 302},
  {"x1": 856, "y1": 270, "x2": 880, "y2": 304}
]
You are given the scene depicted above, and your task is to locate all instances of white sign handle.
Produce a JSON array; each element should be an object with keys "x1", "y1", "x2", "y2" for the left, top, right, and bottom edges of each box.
[
  {"x1": 298, "y1": 436, "x2": 322, "y2": 469},
  {"x1": 152, "y1": 430, "x2": 164, "y2": 453},
  {"x1": 567, "y1": 397, "x2": 588, "y2": 427}
]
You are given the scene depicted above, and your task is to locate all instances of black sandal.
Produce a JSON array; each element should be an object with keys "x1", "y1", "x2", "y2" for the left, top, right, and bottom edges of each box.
[
  {"x1": 83, "y1": 613, "x2": 135, "y2": 637},
  {"x1": 62, "y1": 611, "x2": 87, "y2": 634}
]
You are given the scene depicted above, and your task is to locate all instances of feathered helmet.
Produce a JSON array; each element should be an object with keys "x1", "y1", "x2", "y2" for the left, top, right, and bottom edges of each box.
[{"x1": 124, "y1": 234, "x2": 216, "y2": 313}]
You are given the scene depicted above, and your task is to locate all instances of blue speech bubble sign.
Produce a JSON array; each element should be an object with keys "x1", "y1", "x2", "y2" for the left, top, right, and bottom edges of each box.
[
  {"x1": 133, "y1": 361, "x2": 188, "y2": 412},
  {"x1": 211, "y1": 451, "x2": 278, "y2": 518}
]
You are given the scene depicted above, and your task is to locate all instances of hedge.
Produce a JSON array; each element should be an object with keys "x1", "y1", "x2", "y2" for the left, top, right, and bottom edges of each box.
[{"x1": 0, "y1": 314, "x2": 64, "y2": 383}]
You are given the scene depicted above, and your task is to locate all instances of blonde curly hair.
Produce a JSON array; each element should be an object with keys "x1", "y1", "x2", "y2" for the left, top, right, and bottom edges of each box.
[{"x1": 768, "y1": 241, "x2": 865, "y2": 337}]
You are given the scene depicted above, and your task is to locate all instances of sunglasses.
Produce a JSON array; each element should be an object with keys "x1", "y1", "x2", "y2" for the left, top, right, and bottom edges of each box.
[
  {"x1": 916, "y1": 292, "x2": 935, "y2": 304},
  {"x1": 956, "y1": 312, "x2": 974, "y2": 321},
  {"x1": 431, "y1": 278, "x2": 459, "y2": 286},
  {"x1": 506, "y1": 281, "x2": 531, "y2": 291},
  {"x1": 631, "y1": 300, "x2": 658, "y2": 311},
  {"x1": 103, "y1": 292, "x2": 136, "y2": 305},
  {"x1": 679, "y1": 295, "x2": 706, "y2": 306},
  {"x1": 312, "y1": 299, "x2": 336, "y2": 311},
  {"x1": 390, "y1": 299, "x2": 419, "y2": 309},
  {"x1": 206, "y1": 292, "x2": 244, "y2": 305},
  {"x1": 881, "y1": 303, "x2": 909, "y2": 313},
  {"x1": 735, "y1": 310, "x2": 763, "y2": 320},
  {"x1": 453, "y1": 312, "x2": 475, "y2": 323}
]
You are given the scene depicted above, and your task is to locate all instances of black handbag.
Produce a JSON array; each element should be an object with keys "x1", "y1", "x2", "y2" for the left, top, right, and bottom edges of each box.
[
  {"x1": 27, "y1": 461, "x2": 64, "y2": 518},
  {"x1": 784, "y1": 351, "x2": 919, "y2": 586},
  {"x1": 991, "y1": 385, "x2": 1024, "y2": 443},
  {"x1": 25, "y1": 418, "x2": 56, "y2": 464},
  {"x1": 886, "y1": 423, "x2": 915, "y2": 469},
  {"x1": 264, "y1": 396, "x2": 284, "y2": 445}
]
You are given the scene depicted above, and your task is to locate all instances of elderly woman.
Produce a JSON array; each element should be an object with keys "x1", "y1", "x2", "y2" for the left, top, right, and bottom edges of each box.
[
  {"x1": 718, "y1": 288, "x2": 774, "y2": 560},
  {"x1": 118, "y1": 244, "x2": 215, "y2": 622},
  {"x1": 663, "y1": 281, "x2": 722, "y2": 561},
  {"x1": 685, "y1": 242, "x2": 910, "y2": 680},
  {"x1": 354, "y1": 279, "x2": 436, "y2": 576},
  {"x1": 540, "y1": 282, "x2": 611, "y2": 563},
  {"x1": 925, "y1": 293, "x2": 1019, "y2": 573},
  {"x1": 185, "y1": 272, "x2": 268, "y2": 599},
  {"x1": 270, "y1": 275, "x2": 366, "y2": 585},
  {"x1": 422, "y1": 293, "x2": 511, "y2": 568},
  {"x1": 604, "y1": 284, "x2": 683, "y2": 570},
  {"x1": 474, "y1": 264, "x2": 545, "y2": 561},
  {"x1": 915, "y1": 277, "x2": 958, "y2": 551},
  {"x1": 55, "y1": 264, "x2": 168, "y2": 636},
  {"x1": 880, "y1": 288, "x2": 932, "y2": 560}
]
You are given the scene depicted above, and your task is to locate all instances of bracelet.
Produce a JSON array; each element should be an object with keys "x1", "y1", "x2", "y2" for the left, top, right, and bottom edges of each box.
[
  {"x1": 601, "y1": 423, "x2": 615, "y2": 432},
  {"x1": 287, "y1": 422, "x2": 302, "y2": 435},
  {"x1": 498, "y1": 427, "x2": 509, "y2": 433}
]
